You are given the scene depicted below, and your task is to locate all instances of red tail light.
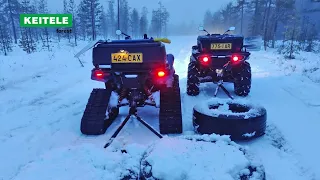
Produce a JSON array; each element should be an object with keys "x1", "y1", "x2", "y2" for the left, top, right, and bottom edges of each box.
[
  {"x1": 202, "y1": 56, "x2": 209, "y2": 62},
  {"x1": 199, "y1": 55, "x2": 210, "y2": 65},
  {"x1": 157, "y1": 71, "x2": 166, "y2": 77},
  {"x1": 94, "y1": 70, "x2": 104, "y2": 78},
  {"x1": 232, "y1": 56, "x2": 239, "y2": 62},
  {"x1": 231, "y1": 54, "x2": 244, "y2": 62},
  {"x1": 92, "y1": 69, "x2": 109, "y2": 82}
]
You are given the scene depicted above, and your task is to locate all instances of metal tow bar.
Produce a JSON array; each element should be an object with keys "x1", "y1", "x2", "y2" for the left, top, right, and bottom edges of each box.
[
  {"x1": 214, "y1": 79, "x2": 234, "y2": 100},
  {"x1": 214, "y1": 68, "x2": 234, "y2": 100},
  {"x1": 104, "y1": 107, "x2": 163, "y2": 149}
]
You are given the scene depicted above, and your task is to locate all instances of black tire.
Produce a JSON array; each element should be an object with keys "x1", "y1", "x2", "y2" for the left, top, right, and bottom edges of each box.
[
  {"x1": 187, "y1": 61, "x2": 200, "y2": 96},
  {"x1": 193, "y1": 99, "x2": 267, "y2": 140},
  {"x1": 233, "y1": 62, "x2": 251, "y2": 96},
  {"x1": 80, "y1": 89, "x2": 119, "y2": 135},
  {"x1": 159, "y1": 74, "x2": 183, "y2": 134}
]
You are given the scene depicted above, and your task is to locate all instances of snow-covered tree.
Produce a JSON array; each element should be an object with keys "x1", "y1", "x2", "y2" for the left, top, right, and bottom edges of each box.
[
  {"x1": 98, "y1": 9, "x2": 108, "y2": 39},
  {"x1": 203, "y1": 10, "x2": 212, "y2": 31},
  {"x1": 37, "y1": 0, "x2": 51, "y2": 51},
  {"x1": 107, "y1": 0, "x2": 116, "y2": 37},
  {"x1": 130, "y1": 8, "x2": 139, "y2": 38},
  {"x1": 77, "y1": 0, "x2": 103, "y2": 41},
  {"x1": 0, "y1": 13, "x2": 13, "y2": 55},
  {"x1": 139, "y1": 7, "x2": 148, "y2": 36},
  {"x1": 278, "y1": 14, "x2": 301, "y2": 59},
  {"x1": 119, "y1": 0, "x2": 130, "y2": 33},
  {"x1": 19, "y1": 0, "x2": 37, "y2": 53},
  {"x1": 1, "y1": 0, "x2": 21, "y2": 44},
  {"x1": 68, "y1": 0, "x2": 78, "y2": 46}
]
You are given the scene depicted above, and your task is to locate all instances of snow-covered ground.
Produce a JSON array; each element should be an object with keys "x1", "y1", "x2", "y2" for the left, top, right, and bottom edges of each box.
[{"x1": 1, "y1": 36, "x2": 320, "y2": 180}]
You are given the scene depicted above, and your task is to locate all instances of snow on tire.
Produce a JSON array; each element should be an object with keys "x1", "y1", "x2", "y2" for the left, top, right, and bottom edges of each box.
[
  {"x1": 193, "y1": 98, "x2": 267, "y2": 140},
  {"x1": 140, "y1": 135, "x2": 266, "y2": 180}
]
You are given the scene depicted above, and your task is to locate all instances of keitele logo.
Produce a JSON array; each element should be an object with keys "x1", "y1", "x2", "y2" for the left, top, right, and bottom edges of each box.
[{"x1": 20, "y1": 14, "x2": 72, "y2": 28}]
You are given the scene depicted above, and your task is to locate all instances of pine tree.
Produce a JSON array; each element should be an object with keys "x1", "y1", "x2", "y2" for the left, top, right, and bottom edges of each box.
[
  {"x1": 249, "y1": 0, "x2": 266, "y2": 36},
  {"x1": 107, "y1": 0, "x2": 116, "y2": 37},
  {"x1": 119, "y1": 0, "x2": 130, "y2": 33},
  {"x1": 203, "y1": 10, "x2": 212, "y2": 31},
  {"x1": 158, "y1": 2, "x2": 169, "y2": 37},
  {"x1": 130, "y1": 8, "x2": 139, "y2": 38},
  {"x1": 270, "y1": 0, "x2": 295, "y2": 48},
  {"x1": 305, "y1": 23, "x2": 318, "y2": 52},
  {"x1": 2, "y1": 0, "x2": 21, "y2": 44},
  {"x1": 77, "y1": 0, "x2": 103, "y2": 41},
  {"x1": 139, "y1": 7, "x2": 148, "y2": 36},
  {"x1": 38, "y1": 0, "x2": 51, "y2": 51},
  {"x1": 99, "y1": 9, "x2": 108, "y2": 39},
  {"x1": 63, "y1": 0, "x2": 71, "y2": 42},
  {"x1": 220, "y1": 2, "x2": 238, "y2": 31},
  {"x1": 19, "y1": 0, "x2": 36, "y2": 53},
  {"x1": 68, "y1": 0, "x2": 77, "y2": 46},
  {"x1": 150, "y1": 10, "x2": 160, "y2": 37},
  {"x1": 278, "y1": 14, "x2": 301, "y2": 59},
  {"x1": 0, "y1": 13, "x2": 13, "y2": 55}
]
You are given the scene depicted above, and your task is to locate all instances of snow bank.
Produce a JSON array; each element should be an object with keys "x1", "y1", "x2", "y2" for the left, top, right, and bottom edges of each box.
[
  {"x1": 13, "y1": 135, "x2": 264, "y2": 180},
  {"x1": 268, "y1": 48, "x2": 320, "y2": 83},
  {"x1": 141, "y1": 134, "x2": 265, "y2": 180},
  {"x1": 13, "y1": 143, "x2": 144, "y2": 180},
  {"x1": 193, "y1": 98, "x2": 265, "y2": 119}
]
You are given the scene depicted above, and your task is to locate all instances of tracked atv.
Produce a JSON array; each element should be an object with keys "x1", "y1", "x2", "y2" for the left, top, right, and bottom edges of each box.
[
  {"x1": 187, "y1": 26, "x2": 252, "y2": 98},
  {"x1": 79, "y1": 30, "x2": 182, "y2": 139}
]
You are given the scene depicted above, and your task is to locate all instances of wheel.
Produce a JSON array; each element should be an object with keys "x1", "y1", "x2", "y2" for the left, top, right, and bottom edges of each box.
[
  {"x1": 80, "y1": 89, "x2": 119, "y2": 135},
  {"x1": 233, "y1": 62, "x2": 251, "y2": 96},
  {"x1": 140, "y1": 136, "x2": 266, "y2": 180},
  {"x1": 187, "y1": 61, "x2": 200, "y2": 96},
  {"x1": 159, "y1": 74, "x2": 183, "y2": 134},
  {"x1": 193, "y1": 99, "x2": 267, "y2": 140}
]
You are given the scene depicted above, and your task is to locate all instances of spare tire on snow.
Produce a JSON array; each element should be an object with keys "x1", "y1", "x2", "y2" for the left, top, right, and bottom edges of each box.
[
  {"x1": 140, "y1": 135, "x2": 266, "y2": 180},
  {"x1": 193, "y1": 98, "x2": 267, "y2": 140}
]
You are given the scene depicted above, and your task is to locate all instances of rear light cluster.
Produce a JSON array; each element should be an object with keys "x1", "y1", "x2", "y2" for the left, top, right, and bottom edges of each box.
[
  {"x1": 231, "y1": 54, "x2": 244, "y2": 62},
  {"x1": 157, "y1": 71, "x2": 166, "y2": 77},
  {"x1": 198, "y1": 54, "x2": 245, "y2": 65},
  {"x1": 199, "y1": 55, "x2": 211, "y2": 65},
  {"x1": 92, "y1": 69, "x2": 109, "y2": 82}
]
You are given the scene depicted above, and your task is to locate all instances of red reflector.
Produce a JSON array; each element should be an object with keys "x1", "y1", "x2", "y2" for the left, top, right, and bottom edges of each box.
[{"x1": 157, "y1": 71, "x2": 165, "y2": 77}]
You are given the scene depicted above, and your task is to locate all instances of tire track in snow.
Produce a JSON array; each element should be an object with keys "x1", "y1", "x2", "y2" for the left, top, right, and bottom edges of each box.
[
  {"x1": 262, "y1": 123, "x2": 318, "y2": 180},
  {"x1": 0, "y1": 67, "x2": 54, "y2": 92},
  {"x1": 3, "y1": 79, "x2": 85, "y2": 113}
]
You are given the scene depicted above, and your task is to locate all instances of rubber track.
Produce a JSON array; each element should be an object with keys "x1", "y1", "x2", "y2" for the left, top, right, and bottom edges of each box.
[
  {"x1": 159, "y1": 74, "x2": 183, "y2": 134},
  {"x1": 80, "y1": 88, "x2": 112, "y2": 135}
]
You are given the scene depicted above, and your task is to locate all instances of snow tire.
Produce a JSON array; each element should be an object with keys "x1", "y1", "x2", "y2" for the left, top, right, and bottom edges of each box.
[
  {"x1": 233, "y1": 62, "x2": 252, "y2": 96},
  {"x1": 187, "y1": 61, "x2": 200, "y2": 96}
]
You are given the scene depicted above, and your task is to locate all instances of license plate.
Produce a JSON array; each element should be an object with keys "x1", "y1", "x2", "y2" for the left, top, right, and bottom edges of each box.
[
  {"x1": 211, "y1": 43, "x2": 232, "y2": 50},
  {"x1": 111, "y1": 53, "x2": 143, "y2": 63}
]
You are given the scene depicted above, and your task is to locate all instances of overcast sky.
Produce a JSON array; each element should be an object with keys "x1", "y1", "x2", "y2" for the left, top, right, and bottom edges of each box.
[{"x1": 47, "y1": 0, "x2": 233, "y2": 24}]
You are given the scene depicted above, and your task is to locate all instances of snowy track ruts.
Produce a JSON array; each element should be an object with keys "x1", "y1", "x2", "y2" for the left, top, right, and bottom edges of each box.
[{"x1": 244, "y1": 123, "x2": 318, "y2": 180}]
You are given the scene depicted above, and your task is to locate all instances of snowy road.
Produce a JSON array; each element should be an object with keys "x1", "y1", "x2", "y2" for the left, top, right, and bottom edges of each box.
[{"x1": 0, "y1": 37, "x2": 320, "y2": 180}]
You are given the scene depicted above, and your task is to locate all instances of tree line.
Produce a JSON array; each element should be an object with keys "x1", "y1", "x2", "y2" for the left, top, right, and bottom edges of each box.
[
  {"x1": 203, "y1": 0, "x2": 320, "y2": 59},
  {"x1": 0, "y1": 0, "x2": 170, "y2": 55}
]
